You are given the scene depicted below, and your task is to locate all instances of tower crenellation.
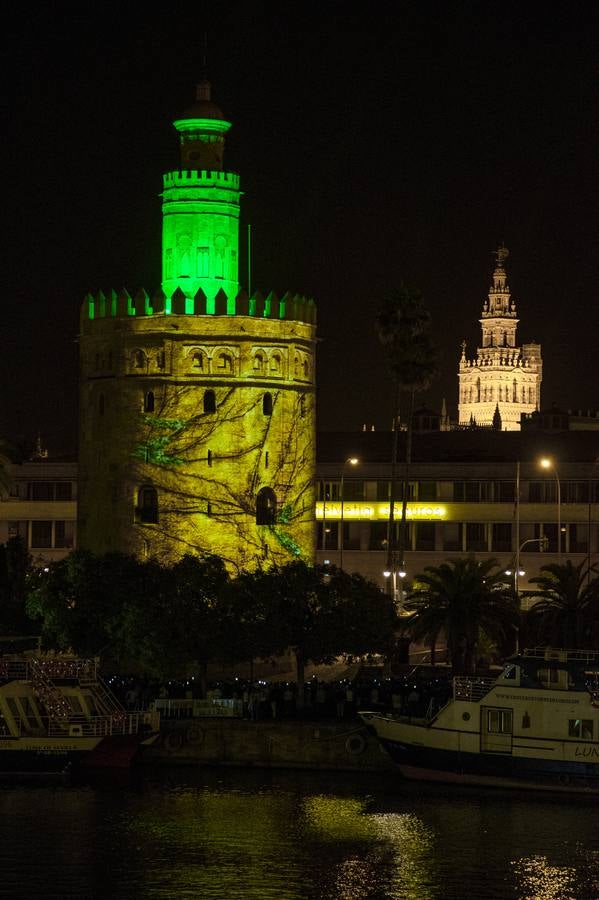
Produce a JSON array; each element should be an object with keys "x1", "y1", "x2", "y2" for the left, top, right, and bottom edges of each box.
[{"x1": 458, "y1": 246, "x2": 542, "y2": 431}]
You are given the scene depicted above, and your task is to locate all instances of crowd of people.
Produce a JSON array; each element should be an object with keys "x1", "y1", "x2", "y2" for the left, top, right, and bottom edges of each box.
[{"x1": 108, "y1": 670, "x2": 453, "y2": 721}]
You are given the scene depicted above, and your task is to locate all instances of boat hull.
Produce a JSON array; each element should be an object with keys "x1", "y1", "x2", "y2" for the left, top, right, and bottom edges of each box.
[
  {"x1": 0, "y1": 734, "x2": 156, "y2": 774},
  {"x1": 378, "y1": 735, "x2": 599, "y2": 794}
]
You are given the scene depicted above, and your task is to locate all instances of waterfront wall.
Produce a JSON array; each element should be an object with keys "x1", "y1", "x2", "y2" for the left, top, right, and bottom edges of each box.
[{"x1": 142, "y1": 719, "x2": 395, "y2": 772}]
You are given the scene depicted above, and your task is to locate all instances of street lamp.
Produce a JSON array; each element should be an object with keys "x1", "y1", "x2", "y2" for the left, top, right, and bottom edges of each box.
[
  {"x1": 505, "y1": 535, "x2": 548, "y2": 652},
  {"x1": 383, "y1": 564, "x2": 407, "y2": 612},
  {"x1": 339, "y1": 457, "x2": 359, "y2": 571},
  {"x1": 539, "y1": 457, "x2": 561, "y2": 558}
]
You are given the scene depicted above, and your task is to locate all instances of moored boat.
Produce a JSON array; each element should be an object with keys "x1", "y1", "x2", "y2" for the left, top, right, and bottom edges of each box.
[
  {"x1": 0, "y1": 647, "x2": 160, "y2": 773},
  {"x1": 360, "y1": 648, "x2": 599, "y2": 794}
]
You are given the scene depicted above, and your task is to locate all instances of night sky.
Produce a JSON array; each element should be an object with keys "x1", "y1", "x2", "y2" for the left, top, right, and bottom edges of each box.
[{"x1": 3, "y1": 4, "x2": 598, "y2": 456}]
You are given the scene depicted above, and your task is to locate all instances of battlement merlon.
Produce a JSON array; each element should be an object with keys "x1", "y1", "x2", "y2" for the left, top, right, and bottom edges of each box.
[
  {"x1": 163, "y1": 170, "x2": 241, "y2": 189},
  {"x1": 80, "y1": 288, "x2": 317, "y2": 328}
]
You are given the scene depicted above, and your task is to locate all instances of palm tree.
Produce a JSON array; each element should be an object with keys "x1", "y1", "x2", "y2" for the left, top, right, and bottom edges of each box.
[
  {"x1": 375, "y1": 285, "x2": 438, "y2": 577},
  {"x1": 523, "y1": 560, "x2": 599, "y2": 650},
  {"x1": 403, "y1": 558, "x2": 519, "y2": 673}
]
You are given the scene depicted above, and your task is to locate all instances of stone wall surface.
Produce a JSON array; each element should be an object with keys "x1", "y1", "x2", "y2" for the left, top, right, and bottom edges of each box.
[{"x1": 142, "y1": 719, "x2": 395, "y2": 772}]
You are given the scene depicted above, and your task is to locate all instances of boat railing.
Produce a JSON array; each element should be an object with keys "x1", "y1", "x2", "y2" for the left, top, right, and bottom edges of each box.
[
  {"x1": 0, "y1": 656, "x2": 98, "y2": 683},
  {"x1": 453, "y1": 676, "x2": 496, "y2": 702},
  {"x1": 47, "y1": 710, "x2": 159, "y2": 738},
  {"x1": 152, "y1": 698, "x2": 244, "y2": 719},
  {"x1": 522, "y1": 647, "x2": 599, "y2": 663}
]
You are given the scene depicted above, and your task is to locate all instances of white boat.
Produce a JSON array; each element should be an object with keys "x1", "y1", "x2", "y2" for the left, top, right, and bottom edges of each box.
[
  {"x1": 360, "y1": 649, "x2": 599, "y2": 794},
  {"x1": 0, "y1": 648, "x2": 160, "y2": 773}
]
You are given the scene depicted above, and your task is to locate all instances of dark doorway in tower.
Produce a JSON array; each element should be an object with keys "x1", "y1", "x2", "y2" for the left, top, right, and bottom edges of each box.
[
  {"x1": 203, "y1": 390, "x2": 216, "y2": 414},
  {"x1": 137, "y1": 486, "x2": 159, "y2": 524},
  {"x1": 256, "y1": 487, "x2": 277, "y2": 525}
]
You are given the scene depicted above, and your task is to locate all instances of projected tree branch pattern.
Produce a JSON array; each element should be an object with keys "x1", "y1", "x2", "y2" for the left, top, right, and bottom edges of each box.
[{"x1": 131, "y1": 381, "x2": 313, "y2": 571}]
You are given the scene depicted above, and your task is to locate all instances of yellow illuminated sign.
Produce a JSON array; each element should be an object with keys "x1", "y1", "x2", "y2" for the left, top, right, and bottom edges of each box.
[{"x1": 315, "y1": 502, "x2": 446, "y2": 520}]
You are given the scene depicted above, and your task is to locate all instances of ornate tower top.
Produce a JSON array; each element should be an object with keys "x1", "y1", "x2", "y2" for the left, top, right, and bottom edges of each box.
[
  {"x1": 458, "y1": 245, "x2": 542, "y2": 431},
  {"x1": 173, "y1": 80, "x2": 232, "y2": 172},
  {"x1": 482, "y1": 244, "x2": 517, "y2": 320}
]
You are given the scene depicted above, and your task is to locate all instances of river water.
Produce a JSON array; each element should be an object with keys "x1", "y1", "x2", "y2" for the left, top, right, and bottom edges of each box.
[{"x1": 0, "y1": 766, "x2": 596, "y2": 899}]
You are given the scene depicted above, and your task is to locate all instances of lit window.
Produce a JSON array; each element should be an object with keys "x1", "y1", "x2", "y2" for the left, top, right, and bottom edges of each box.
[
  {"x1": 487, "y1": 709, "x2": 512, "y2": 734},
  {"x1": 568, "y1": 719, "x2": 593, "y2": 740}
]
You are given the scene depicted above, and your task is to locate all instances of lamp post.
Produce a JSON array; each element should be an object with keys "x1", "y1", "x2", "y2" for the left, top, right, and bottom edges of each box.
[
  {"x1": 539, "y1": 457, "x2": 561, "y2": 558},
  {"x1": 384, "y1": 565, "x2": 407, "y2": 612},
  {"x1": 505, "y1": 535, "x2": 549, "y2": 652},
  {"x1": 339, "y1": 457, "x2": 358, "y2": 571}
]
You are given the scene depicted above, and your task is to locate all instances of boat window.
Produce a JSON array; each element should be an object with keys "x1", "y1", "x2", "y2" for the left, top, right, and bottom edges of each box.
[
  {"x1": 67, "y1": 696, "x2": 84, "y2": 714},
  {"x1": 20, "y1": 696, "x2": 39, "y2": 729},
  {"x1": 568, "y1": 719, "x2": 594, "y2": 740},
  {"x1": 487, "y1": 709, "x2": 513, "y2": 734},
  {"x1": 6, "y1": 698, "x2": 20, "y2": 727}
]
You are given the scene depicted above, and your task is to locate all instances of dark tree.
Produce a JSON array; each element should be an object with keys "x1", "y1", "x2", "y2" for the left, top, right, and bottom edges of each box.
[
  {"x1": 523, "y1": 561, "x2": 599, "y2": 650},
  {"x1": 375, "y1": 284, "x2": 438, "y2": 580},
  {"x1": 403, "y1": 558, "x2": 518, "y2": 672}
]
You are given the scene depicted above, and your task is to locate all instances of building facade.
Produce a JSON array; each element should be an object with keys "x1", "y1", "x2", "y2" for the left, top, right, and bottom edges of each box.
[
  {"x1": 0, "y1": 458, "x2": 77, "y2": 566},
  {"x1": 458, "y1": 247, "x2": 542, "y2": 430},
  {"x1": 315, "y1": 429, "x2": 598, "y2": 600},
  {"x1": 78, "y1": 83, "x2": 317, "y2": 571}
]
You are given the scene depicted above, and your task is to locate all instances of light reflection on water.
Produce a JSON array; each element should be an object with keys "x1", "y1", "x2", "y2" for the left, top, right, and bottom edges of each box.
[{"x1": 0, "y1": 768, "x2": 596, "y2": 899}]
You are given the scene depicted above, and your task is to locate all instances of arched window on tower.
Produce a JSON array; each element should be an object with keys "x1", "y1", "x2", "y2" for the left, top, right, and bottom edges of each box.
[
  {"x1": 263, "y1": 392, "x2": 273, "y2": 416},
  {"x1": 144, "y1": 391, "x2": 155, "y2": 413},
  {"x1": 270, "y1": 353, "x2": 281, "y2": 374},
  {"x1": 256, "y1": 487, "x2": 277, "y2": 525},
  {"x1": 512, "y1": 380, "x2": 517, "y2": 403},
  {"x1": 133, "y1": 349, "x2": 146, "y2": 369},
  {"x1": 476, "y1": 378, "x2": 481, "y2": 402},
  {"x1": 203, "y1": 390, "x2": 216, "y2": 414},
  {"x1": 302, "y1": 360, "x2": 309, "y2": 379},
  {"x1": 136, "y1": 486, "x2": 158, "y2": 524},
  {"x1": 253, "y1": 352, "x2": 264, "y2": 374},
  {"x1": 191, "y1": 351, "x2": 204, "y2": 370},
  {"x1": 217, "y1": 352, "x2": 233, "y2": 373}
]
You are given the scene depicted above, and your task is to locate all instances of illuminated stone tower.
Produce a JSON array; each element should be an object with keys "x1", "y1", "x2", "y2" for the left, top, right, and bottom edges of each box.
[
  {"x1": 78, "y1": 82, "x2": 317, "y2": 571},
  {"x1": 458, "y1": 247, "x2": 542, "y2": 431}
]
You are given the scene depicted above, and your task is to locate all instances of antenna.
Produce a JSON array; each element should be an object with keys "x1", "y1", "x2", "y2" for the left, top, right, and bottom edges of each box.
[
  {"x1": 248, "y1": 224, "x2": 252, "y2": 296},
  {"x1": 202, "y1": 32, "x2": 208, "y2": 79}
]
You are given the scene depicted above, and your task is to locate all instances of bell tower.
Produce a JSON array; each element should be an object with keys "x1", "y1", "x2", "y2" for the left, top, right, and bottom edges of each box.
[
  {"x1": 78, "y1": 83, "x2": 317, "y2": 571},
  {"x1": 458, "y1": 247, "x2": 542, "y2": 430}
]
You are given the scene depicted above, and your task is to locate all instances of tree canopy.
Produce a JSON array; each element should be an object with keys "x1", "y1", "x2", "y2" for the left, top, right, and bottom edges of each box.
[
  {"x1": 523, "y1": 561, "x2": 599, "y2": 650},
  {"x1": 403, "y1": 557, "x2": 519, "y2": 672}
]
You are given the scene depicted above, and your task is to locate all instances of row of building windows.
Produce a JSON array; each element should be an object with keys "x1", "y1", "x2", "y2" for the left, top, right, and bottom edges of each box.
[
  {"x1": 7, "y1": 481, "x2": 74, "y2": 501},
  {"x1": 7, "y1": 520, "x2": 75, "y2": 549},
  {"x1": 98, "y1": 390, "x2": 297, "y2": 419},
  {"x1": 318, "y1": 480, "x2": 599, "y2": 503},
  {"x1": 134, "y1": 486, "x2": 278, "y2": 526},
  {"x1": 460, "y1": 383, "x2": 536, "y2": 404},
  {"x1": 318, "y1": 521, "x2": 591, "y2": 554},
  {"x1": 164, "y1": 243, "x2": 235, "y2": 281},
  {"x1": 124, "y1": 349, "x2": 311, "y2": 379}
]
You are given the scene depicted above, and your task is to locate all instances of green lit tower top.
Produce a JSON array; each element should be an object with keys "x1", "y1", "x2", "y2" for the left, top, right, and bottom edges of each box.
[{"x1": 162, "y1": 80, "x2": 241, "y2": 307}]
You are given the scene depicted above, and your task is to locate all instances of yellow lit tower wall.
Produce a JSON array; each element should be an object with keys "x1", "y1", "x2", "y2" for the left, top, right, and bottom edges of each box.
[
  {"x1": 78, "y1": 82, "x2": 317, "y2": 571},
  {"x1": 458, "y1": 247, "x2": 542, "y2": 431}
]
